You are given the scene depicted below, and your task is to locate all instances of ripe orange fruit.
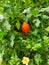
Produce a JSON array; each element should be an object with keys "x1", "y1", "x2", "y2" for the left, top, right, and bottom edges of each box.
[{"x1": 21, "y1": 22, "x2": 30, "y2": 34}]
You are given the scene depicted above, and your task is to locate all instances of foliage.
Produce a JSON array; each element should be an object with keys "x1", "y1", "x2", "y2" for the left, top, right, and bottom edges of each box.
[{"x1": 0, "y1": 0, "x2": 49, "y2": 65}]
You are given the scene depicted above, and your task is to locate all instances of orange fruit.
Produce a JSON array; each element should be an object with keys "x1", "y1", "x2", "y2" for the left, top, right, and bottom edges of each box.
[{"x1": 21, "y1": 22, "x2": 30, "y2": 34}]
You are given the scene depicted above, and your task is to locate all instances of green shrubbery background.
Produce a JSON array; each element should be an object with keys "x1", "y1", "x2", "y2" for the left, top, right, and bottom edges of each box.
[{"x1": 0, "y1": 0, "x2": 49, "y2": 65}]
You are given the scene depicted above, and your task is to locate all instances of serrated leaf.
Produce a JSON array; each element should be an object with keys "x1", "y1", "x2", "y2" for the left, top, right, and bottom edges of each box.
[
  {"x1": 40, "y1": 7, "x2": 49, "y2": 12},
  {"x1": 31, "y1": 8, "x2": 39, "y2": 16},
  {"x1": 34, "y1": 54, "x2": 43, "y2": 65},
  {"x1": 32, "y1": 43, "x2": 41, "y2": 50},
  {"x1": 3, "y1": 21, "x2": 11, "y2": 31},
  {"x1": 42, "y1": 15, "x2": 49, "y2": 19},
  {"x1": 22, "y1": 7, "x2": 31, "y2": 13},
  {"x1": 33, "y1": 19, "x2": 40, "y2": 27}
]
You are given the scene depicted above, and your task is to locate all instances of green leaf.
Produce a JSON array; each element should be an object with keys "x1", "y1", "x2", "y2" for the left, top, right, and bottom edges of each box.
[
  {"x1": 32, "y1": 43, "x2": 41, "y2": 50},
  {"x1": 29, "y1": 59, "x2": 34, "y2": 65},
  {"x1": 9, "y1": 53, "x2": 20, "y2": 65},
  {"x1": 22, "y1": 7, "x2": 31, "y2": 13},
  {"x1": 16, "y1": 21, "x2": 21, "y2": 30},
  {"x1": 25, "y1": 13, "x2": 32, "y2": 21},
  {"x1": 3, "y1": 21, "x2": 11, "y2": 31},
  {"x1": 31, "y1": 8, "x2": 39, "y2": 16},
  {"x1": 45, "y1": 26, "x2": 49, "y2": 32},
  {"x1": 40, "y1": 7, "x2": 49, "y2": 13},
  {"x1": 47, "y1": 59, "x2": 49, "y2": 65},
  {"x1": 34, "y1": 54, "x2": 43, "y2": 65},
  {"x1": 10, "y1": 34, "x2": 15, "y2": 47},
  {"x1": 0, "y1": 54, "x2": 3, "y2": 65},
  {"x1": 42, "y1": 15, "x2": 49, "y2": 19},
  {"x1": 0, "y1": 31, "x2": 6, "y2": 40},
  {"x1": 0, "y1": 14, "x2": 4, "y2": 20},
  {"x1": 33, "y1": 19, "x2": 40, "y2": 27},
  {"x1": 10, "y1": 0, "x2": 15, "y2": 4},
  {"x1": 43, "y1": 36, "x2": 49, "y2": 45}
]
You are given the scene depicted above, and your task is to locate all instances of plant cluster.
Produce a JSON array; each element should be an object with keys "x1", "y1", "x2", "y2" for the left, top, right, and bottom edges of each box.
[{"x1": 0, "y1": 0, "x2": 49, "y2": 65}]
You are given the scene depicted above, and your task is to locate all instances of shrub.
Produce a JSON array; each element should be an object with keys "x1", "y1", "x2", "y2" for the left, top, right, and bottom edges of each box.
[{"x1": 0, "y1": 0, "x2": 49, "y2": 65}]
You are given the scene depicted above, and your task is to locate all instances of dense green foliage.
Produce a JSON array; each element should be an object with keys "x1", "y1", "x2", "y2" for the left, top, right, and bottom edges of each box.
[{"x1": 0, "y1": 0, "x2": 49, "y2": 65}]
